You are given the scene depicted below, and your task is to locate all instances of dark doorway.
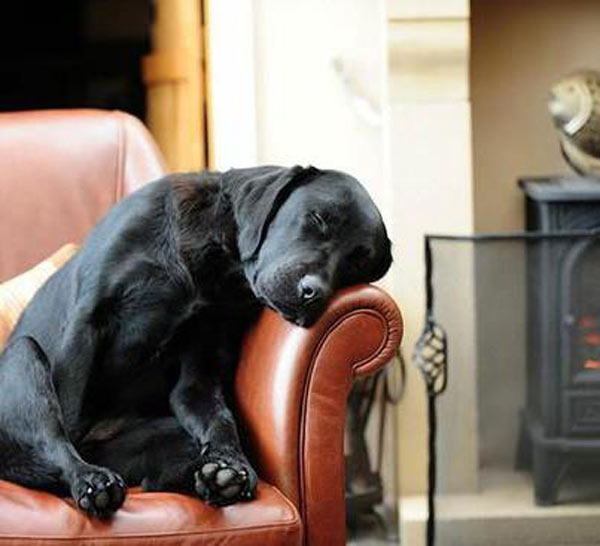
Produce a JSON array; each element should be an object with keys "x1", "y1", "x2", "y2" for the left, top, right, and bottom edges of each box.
[{"x1": 0, "y1": 0, "x2": 152, "y2": 120}]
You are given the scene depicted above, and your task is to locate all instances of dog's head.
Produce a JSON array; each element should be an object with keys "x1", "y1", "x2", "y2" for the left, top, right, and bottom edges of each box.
[{"x1": 225, "y1": 165, "x2": 392, "y2": 327}]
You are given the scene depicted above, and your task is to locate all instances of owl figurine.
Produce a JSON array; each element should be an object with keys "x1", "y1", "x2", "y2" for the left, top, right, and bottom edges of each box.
[{"x1": 548, "y1": 70, "x2": 600, "y2": 177}]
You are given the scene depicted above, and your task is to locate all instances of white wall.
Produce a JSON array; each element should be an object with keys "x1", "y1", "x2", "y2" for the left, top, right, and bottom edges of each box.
[
  {"x1": 207, "y1": 0, "x2": 258, "y2": 169},
  {"x1": 387, "y1": 0, "x2": 475, "y2": 504},
  {"x1": 252, "y1": 0, "x2": 390, "y2": 223}
]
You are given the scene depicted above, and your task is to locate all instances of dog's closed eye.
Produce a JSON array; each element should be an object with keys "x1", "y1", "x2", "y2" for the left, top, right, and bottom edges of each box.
[{"x1": 307, "y1": 211, "x2": 330, "y2": 237}]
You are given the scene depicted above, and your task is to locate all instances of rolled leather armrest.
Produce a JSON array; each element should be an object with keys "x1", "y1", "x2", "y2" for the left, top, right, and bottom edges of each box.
[{"x1": 234, "y1": 284, "x2": 403, "y2": 546}]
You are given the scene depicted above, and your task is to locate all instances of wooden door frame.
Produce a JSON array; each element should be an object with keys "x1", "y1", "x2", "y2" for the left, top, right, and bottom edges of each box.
[{"x1": 142, "y1": 0, "x2": 258, "y2": 172}]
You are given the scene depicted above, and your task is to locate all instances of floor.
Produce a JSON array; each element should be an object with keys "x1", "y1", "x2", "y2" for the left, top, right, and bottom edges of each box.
[
  {"x1": 401, "y1": 467, "x2": 600, "y2": 546},
  {"x1": 347, "y1": 502, "x2": 399, "y2": 545}
]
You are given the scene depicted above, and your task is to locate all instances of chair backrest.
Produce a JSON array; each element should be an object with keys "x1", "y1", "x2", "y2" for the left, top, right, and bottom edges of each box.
[{"x1": 0, "y1": 109, "x2": 167, "y2": 281}]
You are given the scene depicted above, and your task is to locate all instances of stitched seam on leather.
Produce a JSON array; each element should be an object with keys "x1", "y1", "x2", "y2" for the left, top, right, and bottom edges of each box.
[
  {"x1": 298, "y1": 308, "x2": 390, "y2": 545},
  {"x1": 0, "y1": 524, "x2": 301, "y2": 541},
  {"x1": 113, "y1": 111, "x2": 125, "y2": 203},
  {"x1": 0, "y1": 521, "x2": 302, "y2": 541}
]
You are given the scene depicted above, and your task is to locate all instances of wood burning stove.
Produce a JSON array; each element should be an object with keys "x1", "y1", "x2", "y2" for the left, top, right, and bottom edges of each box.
[{"x1": 517, "y1": 177, "x2": 600, "y2": 505}]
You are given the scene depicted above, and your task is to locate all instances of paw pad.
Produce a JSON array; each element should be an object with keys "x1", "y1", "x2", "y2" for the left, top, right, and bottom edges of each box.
[
  {"x1": 72, "y1": 468, "x2": 126, "y2": 518},
  {"x1": 194, "y1": 451, "x2": 257, "y2": 506}
]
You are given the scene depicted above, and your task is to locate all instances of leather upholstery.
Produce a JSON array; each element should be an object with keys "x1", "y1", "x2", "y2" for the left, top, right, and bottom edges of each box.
[
  {"x1": 0, "y1": 110, "x2": 404, "y2": 546},
  {"x1": 0, "y1": 109, "x2": 167, "y2": 281},
  {"x1": 0, "y1": 481, "x2": 302, "y2": 545},
  {"x1": 236, "y1": 285, "x2": 403, "y2": 546}
]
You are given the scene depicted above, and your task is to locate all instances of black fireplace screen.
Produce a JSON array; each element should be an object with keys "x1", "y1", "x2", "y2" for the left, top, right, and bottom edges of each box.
[{"x1": 421, "y1": 231, "x2": 600, "y2": 528}]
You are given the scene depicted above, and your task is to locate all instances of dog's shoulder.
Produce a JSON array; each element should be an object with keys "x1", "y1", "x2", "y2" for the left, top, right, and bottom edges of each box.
[{"x1": 168, "y1": 171, "x2": 224, "y2": 216}]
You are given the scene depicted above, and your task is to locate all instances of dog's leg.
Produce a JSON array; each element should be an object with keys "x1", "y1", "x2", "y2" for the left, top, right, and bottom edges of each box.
[
  {"x1": 0, "y1": 337, "x2": 126, "y2": 517},
  {"x1": 80, "y1": 416, "x2": 222, "y2": 495},
  {"x1": 50, "y1": 315, "x2": 104, "y2": 437},
  {"x1": 169, "y1": 355, "x2": 258, "y2": 506}
]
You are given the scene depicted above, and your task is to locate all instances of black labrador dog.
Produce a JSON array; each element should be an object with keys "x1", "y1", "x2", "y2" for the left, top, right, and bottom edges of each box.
[{"x1": 0, "y1": 165, "x2": 392, "y2": 517}]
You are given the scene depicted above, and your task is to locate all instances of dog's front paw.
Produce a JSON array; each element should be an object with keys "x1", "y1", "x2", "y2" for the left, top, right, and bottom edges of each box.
[
  {"x1": 194, "y1": 445, "x2": 258, "y2": 506},
  {"x1": 70, "y1": 466, "x2": 126, "y2": 518}
]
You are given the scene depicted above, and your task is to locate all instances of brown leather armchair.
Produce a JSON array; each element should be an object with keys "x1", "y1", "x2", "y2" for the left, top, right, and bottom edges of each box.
[{"x1": 0, "y1": 110, "x2": 403, "y2": 546}]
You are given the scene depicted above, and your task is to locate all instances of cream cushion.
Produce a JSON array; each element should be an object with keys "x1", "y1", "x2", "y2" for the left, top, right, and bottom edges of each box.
[{"x1": 0, "y1": 243, "x2": 79, "y2": 349}]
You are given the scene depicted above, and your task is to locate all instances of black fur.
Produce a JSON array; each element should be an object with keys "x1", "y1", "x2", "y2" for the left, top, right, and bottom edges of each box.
[{"x1": 0, "y1": 166, "x2": 392, "y2": 516}]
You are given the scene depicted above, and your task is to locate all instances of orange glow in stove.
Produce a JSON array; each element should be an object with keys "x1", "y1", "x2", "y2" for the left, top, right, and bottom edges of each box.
[
  {"x1": 583, "y1": 333, "x2": 600, "y2": 346},
  {"x1": 583, "y1": 359, "x2": 600, "y2": 370}
]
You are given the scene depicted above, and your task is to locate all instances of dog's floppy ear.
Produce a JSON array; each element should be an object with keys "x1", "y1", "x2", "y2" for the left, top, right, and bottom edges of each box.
[{"x1": 224, "y1": 165, "x2": 318, "y2": 261}]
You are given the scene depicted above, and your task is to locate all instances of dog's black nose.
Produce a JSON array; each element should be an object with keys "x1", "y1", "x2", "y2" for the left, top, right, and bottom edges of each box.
[{"x1": 298, "y1": 275, "x2": 324, "y2": 302}]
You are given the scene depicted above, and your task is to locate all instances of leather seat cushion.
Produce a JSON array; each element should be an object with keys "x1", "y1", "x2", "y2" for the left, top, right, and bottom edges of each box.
[{"x1": 0, "y1": 480, "x2": 302, "y2": 545}]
